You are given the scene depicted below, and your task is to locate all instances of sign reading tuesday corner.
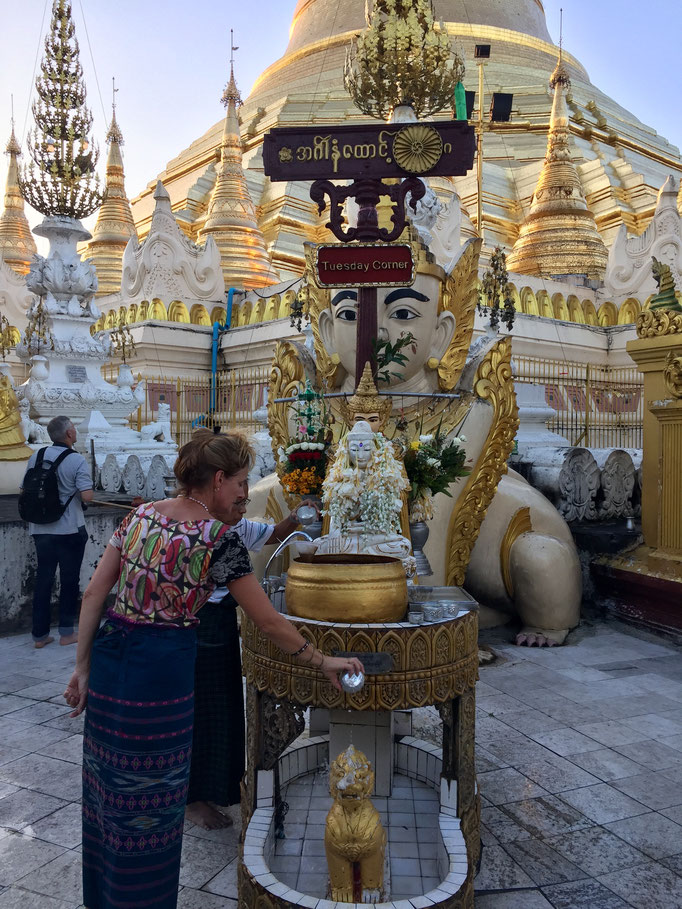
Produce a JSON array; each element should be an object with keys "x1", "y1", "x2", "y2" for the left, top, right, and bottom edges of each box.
[{"x1": 315, "y1": 243, "x2": 415, "y2": 288}]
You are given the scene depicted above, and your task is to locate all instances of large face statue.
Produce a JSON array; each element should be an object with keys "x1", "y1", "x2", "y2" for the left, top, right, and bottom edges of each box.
[{"x1": 318, "y1": 272, "x2": 456, "y2": 394}]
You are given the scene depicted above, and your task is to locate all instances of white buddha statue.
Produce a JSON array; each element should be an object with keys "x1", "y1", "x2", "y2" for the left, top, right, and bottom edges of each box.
[{"x1": 315, "y1": 420, "x2": 412, "y2": 561}]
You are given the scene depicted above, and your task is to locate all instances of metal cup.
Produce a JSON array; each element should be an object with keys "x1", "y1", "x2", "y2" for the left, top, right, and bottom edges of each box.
[
  {"x1": 423, "y1": 604, "x2": 443, "y2": 622},
  {"x1": 340, "y1": 670, "x2": 365, "y2": 693},
  {"x1": 296, "y1": 504, "x2": 318, "y2": 525}
]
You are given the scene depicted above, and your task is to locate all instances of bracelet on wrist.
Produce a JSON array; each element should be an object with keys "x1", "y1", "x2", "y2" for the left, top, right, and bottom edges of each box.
[{"x1": 291, "y1": 640, "x2": 309, "y2": 658}]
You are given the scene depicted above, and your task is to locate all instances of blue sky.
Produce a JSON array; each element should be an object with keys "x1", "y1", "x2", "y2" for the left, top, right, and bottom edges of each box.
[{"x1": 1, "y1": 0, "x2": 680, "y2": 234}]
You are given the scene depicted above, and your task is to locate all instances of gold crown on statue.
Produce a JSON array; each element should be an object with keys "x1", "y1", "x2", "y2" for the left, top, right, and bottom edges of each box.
[{"x1": 342, "y1": 362, "x2": 392, "y2": 430}]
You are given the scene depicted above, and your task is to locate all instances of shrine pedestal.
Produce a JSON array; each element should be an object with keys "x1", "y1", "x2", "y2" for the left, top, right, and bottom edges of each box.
[{"x1": 239, "y1": 608, "x2": 480, "y2": 908}]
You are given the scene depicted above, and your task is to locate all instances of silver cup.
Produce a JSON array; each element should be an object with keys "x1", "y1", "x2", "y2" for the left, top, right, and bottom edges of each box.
[
  {"x1": 340, "y1": 670, "x2": 365, "y2": 693},
  {"x1": 296, "y1": 504, "x2": 318, "y2": 525}
]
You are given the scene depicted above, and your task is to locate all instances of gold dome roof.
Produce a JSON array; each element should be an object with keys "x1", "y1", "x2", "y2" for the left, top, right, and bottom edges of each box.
[{"x1": 131, "y1": 0, "x2": 682, "y2": 283}]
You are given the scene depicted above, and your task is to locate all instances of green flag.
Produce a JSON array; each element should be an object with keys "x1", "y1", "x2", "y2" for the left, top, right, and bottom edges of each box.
[{"x1": 454, "y1": 82, "x2": 467, "y2": 121}]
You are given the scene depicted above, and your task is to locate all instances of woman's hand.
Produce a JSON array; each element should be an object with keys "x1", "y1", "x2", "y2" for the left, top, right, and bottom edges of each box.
[
  {"x1": 64, "y1": 668, "x2": 89, "y2": 717},
  {"x1": 319, "y1": 655, "x2": 364, "y2": 691}
]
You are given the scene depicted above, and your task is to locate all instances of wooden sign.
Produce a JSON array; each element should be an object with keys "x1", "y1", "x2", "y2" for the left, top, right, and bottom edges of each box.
[
  {"x1": 315, "y1": 243, "x2": 415, "y2": 287},
  {"x1": 264, "y1": 120, "x2": 475, "y2": 182}
]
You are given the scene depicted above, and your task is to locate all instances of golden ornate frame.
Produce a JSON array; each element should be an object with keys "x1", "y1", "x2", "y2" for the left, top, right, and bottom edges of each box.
[{"x1": 445, "y1": 337, "x2": 519, "y2": 586}]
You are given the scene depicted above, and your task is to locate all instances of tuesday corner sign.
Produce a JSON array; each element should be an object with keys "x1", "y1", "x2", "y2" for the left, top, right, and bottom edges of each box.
[{"x1": 315, "y1": 243, "x2": 415, "y2": 287}]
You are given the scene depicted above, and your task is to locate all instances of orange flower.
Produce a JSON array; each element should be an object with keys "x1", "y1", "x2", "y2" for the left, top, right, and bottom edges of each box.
[{"x1": 281, "y1": 467, "x2": 323, "y2": 496}]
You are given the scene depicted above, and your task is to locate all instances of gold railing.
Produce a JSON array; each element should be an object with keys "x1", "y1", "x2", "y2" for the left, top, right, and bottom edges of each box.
[
  {"x1": 104, "y1": 366, "x2": 270, "y2": 447},
  {"x1": 514, "y1": 356, "x2": 643, "y2": 449}
]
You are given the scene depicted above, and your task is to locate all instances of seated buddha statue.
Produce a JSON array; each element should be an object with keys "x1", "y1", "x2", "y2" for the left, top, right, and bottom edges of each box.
[{"x1": 314, "y1": 420, "x2": 411, "y2": 561}]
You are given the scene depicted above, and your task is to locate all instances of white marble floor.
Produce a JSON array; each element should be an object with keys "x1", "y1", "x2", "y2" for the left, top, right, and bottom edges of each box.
[{"x1": 0, "y1": 619, "x2": 681, "y2": 908}]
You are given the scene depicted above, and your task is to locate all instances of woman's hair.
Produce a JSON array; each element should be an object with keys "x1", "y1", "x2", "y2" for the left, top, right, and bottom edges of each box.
[{"x1": 174, "y1": 429, "x2": 254, "y2": 492}]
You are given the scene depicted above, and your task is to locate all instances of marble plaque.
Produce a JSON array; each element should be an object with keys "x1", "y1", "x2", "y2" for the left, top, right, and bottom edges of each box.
[{"x1": 67, "y1": 365, "x2": 88, "y2": 384}]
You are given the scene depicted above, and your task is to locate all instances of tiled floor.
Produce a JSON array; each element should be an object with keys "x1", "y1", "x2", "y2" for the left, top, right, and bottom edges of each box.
[{"x1": 0, "y1": 619, "x2": 681, "y2": 907}]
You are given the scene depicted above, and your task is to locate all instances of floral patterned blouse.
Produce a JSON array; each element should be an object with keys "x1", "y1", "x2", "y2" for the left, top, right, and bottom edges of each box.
[{"x1": 109, "y1": 502, "x2": 252, "y2": 627}]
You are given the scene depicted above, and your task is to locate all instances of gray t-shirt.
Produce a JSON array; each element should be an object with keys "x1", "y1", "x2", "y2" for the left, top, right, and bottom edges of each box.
[{"x1": 25, "y1": 445, "x2": 93, "y2": 535}]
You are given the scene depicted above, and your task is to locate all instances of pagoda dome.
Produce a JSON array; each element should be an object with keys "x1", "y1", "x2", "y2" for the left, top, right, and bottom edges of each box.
[{"x1": 131, "y1": 0, "x2": 682, "y2": 282}]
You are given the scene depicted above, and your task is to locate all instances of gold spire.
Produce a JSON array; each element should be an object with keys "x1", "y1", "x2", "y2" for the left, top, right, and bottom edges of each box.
[
  {"x1": 506, "y1": 58, "x2": 608, "y2": 282},
  {"x1": 84, "y1": 95, "x2": 137, "y2": 296},
  {"x1": 0, "y1": 124, "x2": 37, "y2": 276},
  {"x1": 342, "y1": 362, "x2": 392, "y2": 431},
  {"x1": 198, "y1": 50, "x2": 279, "y2": 290}
]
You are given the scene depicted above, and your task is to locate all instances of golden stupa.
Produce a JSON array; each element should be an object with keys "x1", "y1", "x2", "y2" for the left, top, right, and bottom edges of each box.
[
  {"x1": 0, "y1": 125, "x2": 37, "y2": 276},
  {"x1": 82, "y1": 106, "x2": 138, "y2": 296},
  {"x1": 197, "y1": 62, "x2": 279, "y2": 290},
  {"x1": 130, "y1": 0, "x2": 682, "y2": 282},
  {"x1": 506, "y1": 58, "x2": 608, "y2": 282}
]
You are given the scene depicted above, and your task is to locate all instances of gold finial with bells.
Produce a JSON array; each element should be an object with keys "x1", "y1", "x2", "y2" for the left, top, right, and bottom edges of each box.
[{"x1": 325, "y1": 745, "x2": 386, "y2": 903}]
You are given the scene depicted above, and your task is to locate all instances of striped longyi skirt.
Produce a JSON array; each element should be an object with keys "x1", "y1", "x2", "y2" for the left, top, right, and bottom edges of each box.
[{"x1": 82, "y1": 616, "x2": 197, "y2": 909}]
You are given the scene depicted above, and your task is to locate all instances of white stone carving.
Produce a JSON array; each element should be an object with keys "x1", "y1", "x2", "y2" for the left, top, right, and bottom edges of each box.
[
  {"x1": 18, "y1": 397, "x2": 48, "y2": 443},
  {"x1": 249, "y1": 401, "x2": 276, "y2": 484},
  {"x1": 122, "y1": 455, "x2": 146, "y2": 497},
  {"x1": 526, "y1": 446, "x2": 600, "y2": 522},
  {"x1": 593, "y1": 449, "x2": 635, "y2": 519},
  {"x1": 140, "y1": 401, "x2": 173, "y2": 444},
  {"x1": 145, "y1": 454, "x2": 173, "y2": 500},
  {"x1": 0, "y1": 259, "x2": 34, "y2": 333},
  {"x1": 558, "y1": 448, "x2": 600, "y2": 522},
  {"x1": 101, "y1": 453, "x2": 122, "y2": 493},
  {"x1": 523, "y1": 445, "x2": 644, "y2": 522},
  {"x1": 603, "y1": 175, "x2": 682, "y2": 304},
  {"x1": 121, "y1": 181, "x2": 225, "y2": 307},
  {"x1": 25, "y1": 215, "x2": 98, "y2": 314}
]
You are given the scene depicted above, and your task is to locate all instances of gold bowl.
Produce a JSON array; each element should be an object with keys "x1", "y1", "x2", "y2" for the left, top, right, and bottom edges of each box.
[{"x1": 285, "y1": 554, "x2": 408, "y2": 623}]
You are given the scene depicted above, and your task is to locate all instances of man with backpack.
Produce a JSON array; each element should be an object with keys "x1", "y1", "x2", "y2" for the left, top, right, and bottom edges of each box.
[{"x1": 20, "y1": 415, "x2": 94, "y2": 648}]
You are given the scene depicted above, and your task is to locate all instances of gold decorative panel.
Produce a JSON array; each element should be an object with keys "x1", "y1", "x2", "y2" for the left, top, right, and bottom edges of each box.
[{"x1": 241, "y1": 611, "x2": 478, "y2": 712}]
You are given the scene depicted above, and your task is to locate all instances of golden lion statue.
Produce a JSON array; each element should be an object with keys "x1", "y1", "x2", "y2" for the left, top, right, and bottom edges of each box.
[{"x1": 325, "y1": 745, "x2": 386, "y2": 903}]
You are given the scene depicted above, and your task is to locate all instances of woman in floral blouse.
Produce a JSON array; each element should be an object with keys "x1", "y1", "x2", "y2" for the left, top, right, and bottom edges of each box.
[{"x1": 64, "y1": 430, "x2": 361, "y2": 909}]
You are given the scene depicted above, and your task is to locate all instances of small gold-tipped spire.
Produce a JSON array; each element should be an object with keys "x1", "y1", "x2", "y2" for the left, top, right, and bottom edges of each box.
[
  {"x1": 83, "y1": 82, "x2": 137, "y2": 296},
  {"x1": 342, "y1": 362, "x2": 392, "y2": 431},
  {"x1": 198, "y1": 37, "x2": 278, "y2": 289},
  {"x1": 0, "y1": 119, "x2": 37, "y2": 276},
  {"x1": 506, "y1": 57, "x2": 608, "y2": 282}
]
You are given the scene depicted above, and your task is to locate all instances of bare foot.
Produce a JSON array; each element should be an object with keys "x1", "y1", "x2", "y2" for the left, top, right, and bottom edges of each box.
[
  {"x1": 185, "y1": 801, "x2": 233, "y2": 830},
  {"x1": 59, "y1": 633, "x2": 79, "y2": 646},
  {"x1": 34, "y1": 636, "x2": 54, "y2": 649}
]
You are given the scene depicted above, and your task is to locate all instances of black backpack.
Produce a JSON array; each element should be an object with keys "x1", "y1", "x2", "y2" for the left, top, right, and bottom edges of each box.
[{"x1": 19, "y1": 447, "x2": 76, "y2": 524}]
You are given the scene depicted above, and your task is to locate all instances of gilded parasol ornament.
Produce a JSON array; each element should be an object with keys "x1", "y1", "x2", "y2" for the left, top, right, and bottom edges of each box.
[{"x1": 393, "y1": 125, "x2": 443, "y2": 174}]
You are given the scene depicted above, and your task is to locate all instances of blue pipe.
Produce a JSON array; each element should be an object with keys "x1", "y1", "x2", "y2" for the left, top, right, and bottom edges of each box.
[{"x1": 209, "y1": 287, "x2": 238, "y2": 420}]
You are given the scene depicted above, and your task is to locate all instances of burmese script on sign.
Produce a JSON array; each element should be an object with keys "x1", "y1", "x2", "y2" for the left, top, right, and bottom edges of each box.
[
  {"x1": 263, "y1": 121, "x2": 476, "y2": 182},
  {"x1": 315, "y1": 244, "x2": 415, "y2": 287}
]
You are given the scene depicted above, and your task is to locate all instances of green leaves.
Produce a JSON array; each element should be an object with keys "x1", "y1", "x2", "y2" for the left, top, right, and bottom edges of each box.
[{"x1": 372, "y1": 331, "x2": 415, "y2": 385}]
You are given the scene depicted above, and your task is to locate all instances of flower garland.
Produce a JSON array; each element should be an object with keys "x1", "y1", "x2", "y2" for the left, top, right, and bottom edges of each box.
[
  {"x1": 277, "y1": 381, "x2": 330, "y2": 497},
  {"x1": 322, "y1": 433, "x2": 408, "y2": 535}
]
